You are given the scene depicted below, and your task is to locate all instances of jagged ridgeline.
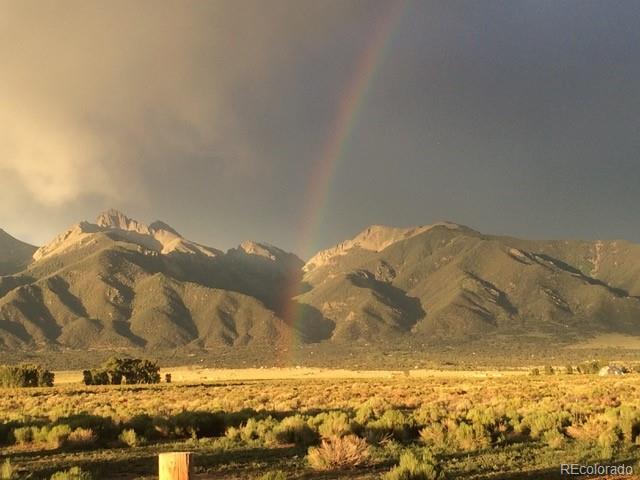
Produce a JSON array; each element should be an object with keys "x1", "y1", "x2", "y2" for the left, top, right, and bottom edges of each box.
[
  {"x1": 1, "y1": 210, "x2": 640, "y2": 351},
  {"x1": 0, "y1": 210, "x2": 303, "y2": 350}
]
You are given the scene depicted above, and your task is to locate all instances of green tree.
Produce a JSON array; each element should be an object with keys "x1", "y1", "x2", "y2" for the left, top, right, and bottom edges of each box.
[{"x1": 0, "y1": 364, "x2": 54, "y2": 387}]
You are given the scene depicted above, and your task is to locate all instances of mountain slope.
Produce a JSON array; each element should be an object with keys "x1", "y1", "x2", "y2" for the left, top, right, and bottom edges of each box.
[
  {"x1": 298, "y1": 224, "x2": 640, "y2": 343},
  {"x1": 0, "y1": 211, "x2": 305, "y2": 350},
  {"x1": 2, "y1": 215, "x2": 640, "y2": 353},
  {"x1": 0, "y1": 229, "x2": 37, "y2": 275}
]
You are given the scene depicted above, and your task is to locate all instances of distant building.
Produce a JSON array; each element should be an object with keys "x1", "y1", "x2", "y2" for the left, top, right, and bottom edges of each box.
[{"x1": 598, "y1": 365, "x2": 625, "y2": 376}]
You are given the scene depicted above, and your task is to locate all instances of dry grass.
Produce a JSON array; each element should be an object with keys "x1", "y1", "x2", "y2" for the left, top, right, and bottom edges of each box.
[
  {"x1": 568, "y1": 334, "x2": 640, "y2": 350},
  {"x1": 307, "y1": 435, "x2": 369, "y2": 470},
  {"x1": 3, "y1": 370, "x2": 640, "y2": 478},
  {"x1": 51, "y1": 366, "x2": 529, "y2": 385}
]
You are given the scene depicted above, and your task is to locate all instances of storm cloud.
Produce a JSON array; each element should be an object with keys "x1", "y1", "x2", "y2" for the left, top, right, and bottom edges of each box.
[{"x1": 1, "y1": 1, "x2": 639, "y2": 254}]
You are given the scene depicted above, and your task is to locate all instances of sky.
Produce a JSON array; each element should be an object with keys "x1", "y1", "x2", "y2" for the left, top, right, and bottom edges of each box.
[{"x1": 1, "y1": 0, "x2": 639, "y2": 258}]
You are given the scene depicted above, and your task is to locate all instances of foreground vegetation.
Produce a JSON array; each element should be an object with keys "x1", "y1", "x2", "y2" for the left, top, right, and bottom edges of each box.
[{"x1": 1, "y1": 372, "x2": 640, "y2": 479}]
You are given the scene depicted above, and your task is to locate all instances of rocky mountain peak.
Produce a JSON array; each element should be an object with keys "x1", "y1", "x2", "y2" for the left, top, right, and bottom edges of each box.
[
  {"x1": 149, "y1": 221, "x2": 181, "y2": 237},
  {"x1": 304, "y1": 221, "x2": 464, "y2": 272},
  {"x1": 95, "y1": 209, "x2": 150, "y2": 234},
  {"x1": 239, "y1": 241, "x2": 281, "y2": 260}
]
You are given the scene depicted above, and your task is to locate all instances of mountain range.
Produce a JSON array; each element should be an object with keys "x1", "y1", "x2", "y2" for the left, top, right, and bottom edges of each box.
[{"x1": 1, "y1": 209, "x2": 639, "y2": 353}]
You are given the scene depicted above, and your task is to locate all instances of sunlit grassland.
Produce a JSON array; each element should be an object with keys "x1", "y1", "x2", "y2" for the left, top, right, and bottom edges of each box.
[{"x1": 2, "y1": 372, "x2": 640, "y2": 479}]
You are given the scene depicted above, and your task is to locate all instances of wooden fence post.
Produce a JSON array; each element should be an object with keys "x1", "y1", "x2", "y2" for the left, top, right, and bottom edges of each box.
[{"x1": 159, "y1": 452, "x2": 192, "y2": 480}]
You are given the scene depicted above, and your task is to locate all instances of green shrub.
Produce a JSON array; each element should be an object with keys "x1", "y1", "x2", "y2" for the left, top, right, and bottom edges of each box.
[
  {"x1": 229, "y1": 417, "x2": 278, "y2": 444},
  {"x1": 118, "y1": 428, "x2": 141, "y2": 447},
  {"x1": 598, "y1": 427, "x2": 622, "y2": 458},
  {"x1": 0, "y1": 364, "x2": 54, "y2": 387},
  {"x1": 172, "y1": 411, "x2": 225, "y2": 439},
  {"x1": 47, "y1": 424, "x2": 72, "y2": 447},
  {"x1": 370, "y1": 439, "x2": 405, "y2": 464},
  {"x1": 274, "y1": 416, "x2": 318, "y2": 446},
  {"x1": 87, "y1": 370, "x2": 109, "y2": 385},
  {"x1": 307, "y1": 435, "x2": 369, "y2": 470},
  {"x1": 258, "y1": 471, "x2": 287, "y2": 480},
  {"x1": 355, "y1": 398, "x2": 392, "y2": 424},
  {"x1": 418, "y1": 424, "x2": 448, "y2": 452},
  {"x1": 450, "y1": 422, "x2": 478, "y2": 451},
  {"x1": 465, "y1": 407, "x2": 509, "y2": 445},
  {"x1": 577, "y1": 361, "x2": 601, "y2": 375},
  {"x1": 224, "y1": 426, "x2": 241, "y2": 442},
  {"x1": 312, "y1": 411, "x2": 354, "y2": 439},
  {"x1": 11, "y1": 425, "x2": 69, "y2": 446},
  {"x1": 67, "y1": 428, "x2": 97, "y2": 448},
  {"x1": 617, "y1": 406, "x2": 640, "y2": 443},
  {"x1": 543, "y1": 429, "x2": 566, "y2": 449},
  {"x1": 1, "y1": 459, "x2": 15, "y2": 479},
  {"x1": 382, "y1": 450, "x2": 442, "y2": 480},
  {"x1": 60, "y1": 414, "x2": 117, "y2": 442},
  {"x1": 366, "y1": 410, "x2": 417, "y2": 443},
  {"x1": 206, "y1": 436, "x2": 237, "y2": 451},
  {"x1": 50, "y1": 466, "x2": 93, "y2": 480},
  {"x1": 522, "y1": 410, "x2": 571, "y2": 439},
  {"x1": 124, "y1": 414, "x2": 154, "y2": 437},
  {"x1": 81, "y1": 371, "x2": 93, "y2": 385},
  {"x1": 12, "y1": 426, "x2": 33, "y2": 445},
  {"x1": 83, "y1": 357, "x2": 160, "y2": 385},
  {"x1": 413, "y1": 404, "x2": 448, "y2": 426}
]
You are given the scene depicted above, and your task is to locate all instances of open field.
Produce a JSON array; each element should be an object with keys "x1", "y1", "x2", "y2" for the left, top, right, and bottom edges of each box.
[
  {"x1": 2, "y1": 370, "x2": 640, "y2": 479},
  {"x1": 6, "y1": 340, "x2": 640, "y2": 372},
  {"x1": 53, "y1": 367, "x2": 528, "y2": 385},
  {"x1": 568, "y1": 335, "x2": 640, "y2": 350}
]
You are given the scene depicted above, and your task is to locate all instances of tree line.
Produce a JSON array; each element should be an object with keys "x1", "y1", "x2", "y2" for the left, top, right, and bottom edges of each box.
[
  {"x1": 82, "y1": 358, "x2": 161, "y2": 385},
  {"x1": 0, "y1": 357, "x2": 162, "y2": 388},
  {"x1": 0, "y1": 364, "x2": 54, "y2": 387}
]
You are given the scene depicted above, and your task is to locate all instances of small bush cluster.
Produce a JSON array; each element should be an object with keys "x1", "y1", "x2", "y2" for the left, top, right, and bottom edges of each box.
[
  {"x1": 49, "y1": 466, "x2": 93, "y2": 480},
  {"x1": 118, "y1": 428, "x2": 141, "y2": 447},
  {"x1": 576, "y1": 361, "x2": 601, "y2": 374},
  {"x1": 258, "y1": 472, "x2": 287, "y2": 480},
  {"x1": 83, "y1": 357, "x2": 160, "y2": 385},
  {"x1": 225, "y1": 417, "x2": 279, "y2": 444},
  {"x1": 1, "y1": 459, "x2": 15, "y2": 479},
  {"x1": 311, "y1": 411, "x2": 354, "y2": 439},
  {"x1": 11, "y1": 424, "x2": 97, "y2": 449},
  {"x1": 273, "y1": 415, "x2": 318, "y2": 446},
  {"x1": 0, "y1": 364, "x2": 54, "y2": 387},
  {"x1": 383, "y1": 450, "x2": 442, "y2": 480},
  {"x1": 307, "y1": 435, "x2": 369, "y2": 470},
  {"x1": 365, "y1": 409, "x2": 417, "y2": 443},
  {"x1": 529, "y1": 361, "x2": 622, "y2": 376}
]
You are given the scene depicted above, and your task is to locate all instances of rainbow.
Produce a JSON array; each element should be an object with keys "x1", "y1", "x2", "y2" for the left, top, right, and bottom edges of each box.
[
  {"x1": 296, "y1": 0, "x2": 408, "y2": 259},
  {"x1": 280, "y1": 0, "x2": 408, "y2": 363}
]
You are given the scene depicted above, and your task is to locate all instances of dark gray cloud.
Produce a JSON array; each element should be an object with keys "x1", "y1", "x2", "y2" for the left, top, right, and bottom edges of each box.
[{"x1": 1, "y1": 0, "x2": 639, "y2": 256}]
